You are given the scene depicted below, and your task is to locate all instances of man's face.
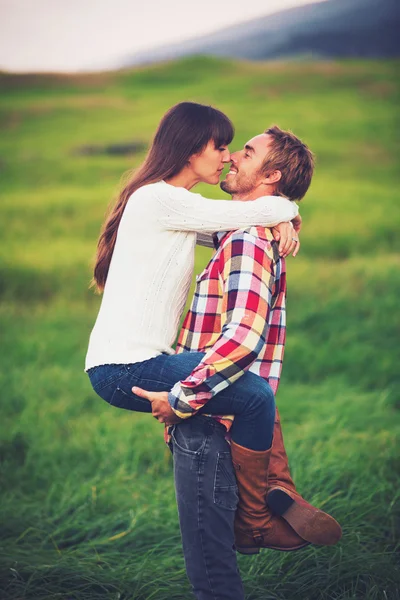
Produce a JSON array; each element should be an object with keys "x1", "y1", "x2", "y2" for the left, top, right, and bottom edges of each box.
[{"x1": 220, "y1": 133, "x2": 272, "y2": 197}]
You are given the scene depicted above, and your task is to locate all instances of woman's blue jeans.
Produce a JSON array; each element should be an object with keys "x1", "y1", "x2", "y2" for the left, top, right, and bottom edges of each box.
[{"x1": 87, "y1": 352, "x2": 275, "y2": 451}]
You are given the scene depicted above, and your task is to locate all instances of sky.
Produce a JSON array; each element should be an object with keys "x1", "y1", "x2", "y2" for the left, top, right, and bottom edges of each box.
[{"x1": 0, "y1": 0, "x2": 324, "y2": 73}]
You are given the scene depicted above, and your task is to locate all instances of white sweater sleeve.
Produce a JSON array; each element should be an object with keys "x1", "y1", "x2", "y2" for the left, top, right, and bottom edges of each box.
[{"x1": 156, "y1": 184, "x2": 298, "y2": 233}]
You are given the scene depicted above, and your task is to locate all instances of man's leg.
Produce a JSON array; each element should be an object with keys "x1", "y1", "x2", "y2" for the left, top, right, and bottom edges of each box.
[{"x1": 171, "y1": 415, "x2": 245, "y2": 600}]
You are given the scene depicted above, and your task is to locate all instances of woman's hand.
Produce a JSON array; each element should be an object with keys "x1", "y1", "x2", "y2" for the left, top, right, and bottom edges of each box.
[
  {"x1": 132, "y1": 387, "x2": 183, "y2": 425},
  {"x1": 272, "y1": 220, "x2": 301, "y2": 258}
]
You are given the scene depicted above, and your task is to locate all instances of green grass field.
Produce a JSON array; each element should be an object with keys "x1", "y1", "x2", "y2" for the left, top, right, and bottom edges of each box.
[{"x1": 0, "y1": 57, "x2": 399, "y2": 600}]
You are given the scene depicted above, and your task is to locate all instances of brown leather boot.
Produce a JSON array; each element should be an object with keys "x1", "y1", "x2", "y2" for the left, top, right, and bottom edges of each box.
[
  {"x1": 267, "y1": 408, "x2": 297, "y2": 493},
  {"x1": 266, "y1": 408, "x2": 342, "y2": 546},
  {"x1": 231, "y1": 440, "x2": 309, "y2": 555}
]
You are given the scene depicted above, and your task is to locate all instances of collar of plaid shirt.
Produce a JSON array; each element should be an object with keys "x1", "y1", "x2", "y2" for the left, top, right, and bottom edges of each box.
[{"x1": 213, "y1": 231, "x2": 226, "y2": 248}]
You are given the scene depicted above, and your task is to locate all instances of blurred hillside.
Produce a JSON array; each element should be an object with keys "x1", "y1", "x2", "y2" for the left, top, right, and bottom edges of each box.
[
  {"x1": 0, "y1": 58, "x2": 399, "y2": 599},
  {"x1": 123, "y1": 0, "x2": 400, "y2": 66}
]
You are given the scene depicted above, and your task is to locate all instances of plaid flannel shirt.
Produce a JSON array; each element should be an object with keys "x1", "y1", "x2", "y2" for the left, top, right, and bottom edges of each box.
[{"x1": 167, "y1": 225, "x2": 286, "y2": 435}]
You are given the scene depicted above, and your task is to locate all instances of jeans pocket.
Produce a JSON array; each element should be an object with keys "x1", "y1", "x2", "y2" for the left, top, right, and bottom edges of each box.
[
  {"x1": 213, "y1": 451, "x2": 239, "y2": 511},
  {"x1": 171, "y1": 419, "x2": 208, "y2": 456}
]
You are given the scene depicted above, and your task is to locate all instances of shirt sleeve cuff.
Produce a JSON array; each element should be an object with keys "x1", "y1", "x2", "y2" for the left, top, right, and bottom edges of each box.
[{"x1": 168, "y1": 383, "x2": 195, "y2": 420}]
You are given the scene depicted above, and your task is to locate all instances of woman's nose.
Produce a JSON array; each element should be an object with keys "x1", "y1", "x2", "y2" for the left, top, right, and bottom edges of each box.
[{"x1": 222, "y1": 150, "x2": 231, "y2": 162}]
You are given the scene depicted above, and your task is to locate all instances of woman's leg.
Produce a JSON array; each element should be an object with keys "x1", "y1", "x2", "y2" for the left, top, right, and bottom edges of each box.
[
  {"x1": 87, "y1": 363, "x2": 152, "y2": 413},
  {"x1": 95, "y1": 353, "x2": 275, "y2": 452}
]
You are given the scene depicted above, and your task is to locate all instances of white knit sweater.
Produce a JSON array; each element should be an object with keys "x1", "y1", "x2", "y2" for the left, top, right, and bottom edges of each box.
[{"x1": 85, "y1": 181, "x2": 298, "y2": 370}]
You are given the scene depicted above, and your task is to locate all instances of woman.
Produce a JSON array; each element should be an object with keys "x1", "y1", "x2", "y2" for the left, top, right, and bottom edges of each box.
[{"x1": 86, "y1": 102, "x2": 300, "y2": 551}]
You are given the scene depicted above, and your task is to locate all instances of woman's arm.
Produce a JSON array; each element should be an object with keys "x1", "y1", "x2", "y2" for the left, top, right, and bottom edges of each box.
[
  {"x1": 198, "y1": 215, "x2": 302, "y2": 255},
  {"x1": 156, "y1": 183, "x2": 299, "y2": 233}
]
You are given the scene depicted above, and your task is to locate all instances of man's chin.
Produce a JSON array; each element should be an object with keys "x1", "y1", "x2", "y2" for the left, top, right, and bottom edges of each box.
[{"x1": 220, "y1": 179, "x2": 234, "y2": 194}]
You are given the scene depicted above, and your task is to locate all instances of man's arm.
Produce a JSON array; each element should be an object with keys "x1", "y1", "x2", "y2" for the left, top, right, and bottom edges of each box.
[
  {"x1": 168, "y1": 230, "x2": 277, "y2": 419},
  {"x1": 196, "y1": 232, "x2": 215, "y2": 248}
]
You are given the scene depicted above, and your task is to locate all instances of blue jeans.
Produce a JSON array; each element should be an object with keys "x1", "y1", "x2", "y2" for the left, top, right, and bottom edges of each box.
[
  {"x1": 171, "y1": 415, "x2": 245, "y2": 600},
  {"x1": 87, "y1": 352, "x2": 275, "y2": 451}
]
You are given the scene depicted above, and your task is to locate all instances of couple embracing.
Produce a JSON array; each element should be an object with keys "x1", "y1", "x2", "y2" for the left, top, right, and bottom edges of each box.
[{"x1": 85, "y1": 102, "x2": 341, "y2": 600}]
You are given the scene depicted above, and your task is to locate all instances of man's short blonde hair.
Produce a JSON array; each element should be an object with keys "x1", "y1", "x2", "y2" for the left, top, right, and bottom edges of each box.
[{"x1": 262, "y1": 126, "x2": 315, "y2": 201}]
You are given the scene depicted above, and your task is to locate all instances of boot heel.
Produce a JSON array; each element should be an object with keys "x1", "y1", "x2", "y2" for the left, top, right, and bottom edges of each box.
[{"x1": 236, "y1": 546, "x2": 260, "y2": 555}]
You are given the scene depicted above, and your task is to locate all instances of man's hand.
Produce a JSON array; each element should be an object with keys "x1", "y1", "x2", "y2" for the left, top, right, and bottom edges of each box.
[
  {"x1": 132, "y1": 387, "x2": 183, "y2": 425},
  {"x1": 272, "y1": 220, "x2": 301, "y2": 258}
]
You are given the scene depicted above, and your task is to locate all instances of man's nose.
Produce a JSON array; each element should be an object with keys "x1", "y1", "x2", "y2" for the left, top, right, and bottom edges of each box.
[{"x1": 230, "y1": 152, "x2": 238, "y2": 164}]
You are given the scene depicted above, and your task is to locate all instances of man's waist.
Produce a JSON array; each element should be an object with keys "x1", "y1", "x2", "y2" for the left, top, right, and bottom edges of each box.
[{"x1": 164, "y1": 413, "x2": 233, "y2": 443}]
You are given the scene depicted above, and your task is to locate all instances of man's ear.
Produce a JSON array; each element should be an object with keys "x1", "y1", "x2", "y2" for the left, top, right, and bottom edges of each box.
[{"x1": 262, "y1": 170, "x2": 282, "y2": 185}]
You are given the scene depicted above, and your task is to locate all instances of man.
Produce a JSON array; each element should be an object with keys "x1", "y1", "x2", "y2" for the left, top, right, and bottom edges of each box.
[{"x1": 135, "y1": 126, "x2": 341, "y2": 600}]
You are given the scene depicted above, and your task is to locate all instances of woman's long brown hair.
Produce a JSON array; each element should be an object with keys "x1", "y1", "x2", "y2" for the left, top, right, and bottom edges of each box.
[{"x1": 92, "y1": 102, "x2": 234, "y2": 292}]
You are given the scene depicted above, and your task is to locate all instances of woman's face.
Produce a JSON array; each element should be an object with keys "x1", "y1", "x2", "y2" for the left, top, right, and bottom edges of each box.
[{"x1": 189, "y1": 140, "x2": 231, "y2": 185}]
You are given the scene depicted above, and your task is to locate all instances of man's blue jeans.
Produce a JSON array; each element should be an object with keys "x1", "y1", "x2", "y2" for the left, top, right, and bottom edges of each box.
[
  {"x1": 170, "y1": 415, "x2": 245, "y2": 600},
  {"x1": 87, "y1": 352, "x2": 275, "y2": 451}
]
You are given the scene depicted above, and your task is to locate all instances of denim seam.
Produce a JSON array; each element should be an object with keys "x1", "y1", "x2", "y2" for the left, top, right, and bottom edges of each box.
[
  {"x1": 213, "y1": 452, "x2": 238, "y2": 511},
  {"x1": 94, "y1": 372, "x2": 126, "y2": 393},
  {"x1": 89, "y1": 365, "x2": 131, "y2": 392},
  {"x1": 197, "y1": 433, "x2": 219, "y2": 600},
  {"x1": 135, "y1": 378, "x2": 173, "y2": 388},
  {"x1": 110, "y1": 386, "x2": 151, "y2": 408}
]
